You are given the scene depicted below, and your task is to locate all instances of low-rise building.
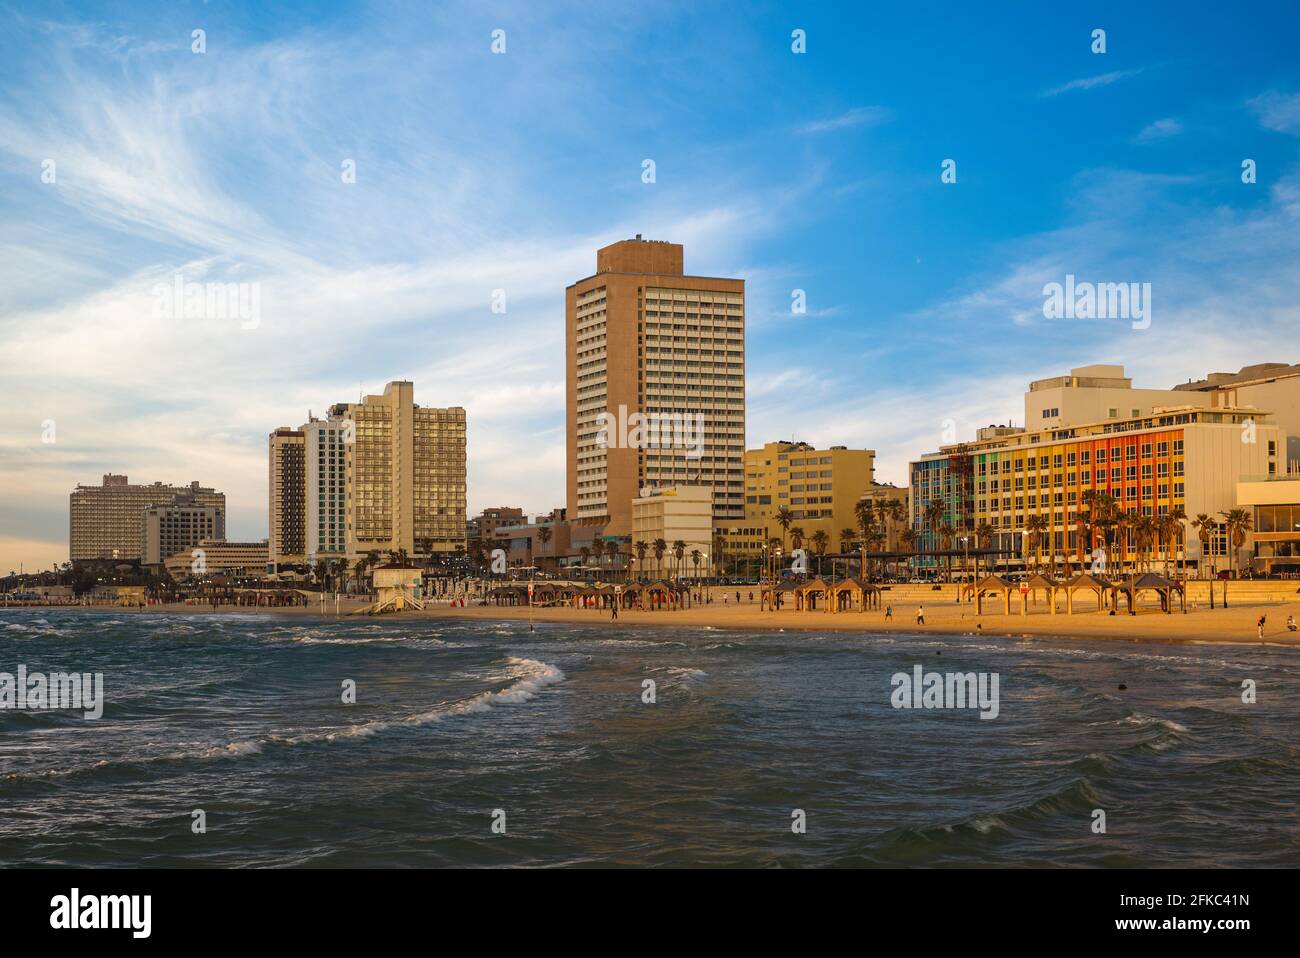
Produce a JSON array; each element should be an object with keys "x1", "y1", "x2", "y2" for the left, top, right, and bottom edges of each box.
[{"x1": 631, "y1": 485, "x2": 713, "y2": 578}]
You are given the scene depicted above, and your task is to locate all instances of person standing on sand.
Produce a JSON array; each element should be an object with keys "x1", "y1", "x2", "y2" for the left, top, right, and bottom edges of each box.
[
  {"x1": 1257, "y1": 614, "x2": 1266, "y2": 639},
  {"x1": 884, "y1": 605, "x2": 893, "y2": 621},
  {"x1": 1288, "y1": 615, "x2": 1297, "y2": 632},
  {"x1": 610, "y1": 600, "x2": 618, "y2": 622},
  {"x1": 916, "y1": 605, "x2": 925, "y2": 626}
]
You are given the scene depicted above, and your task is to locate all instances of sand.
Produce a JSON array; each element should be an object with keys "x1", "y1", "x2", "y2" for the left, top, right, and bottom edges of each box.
[{"x1": 17, "y1": 588, "x2": 1300, "y2": 647}]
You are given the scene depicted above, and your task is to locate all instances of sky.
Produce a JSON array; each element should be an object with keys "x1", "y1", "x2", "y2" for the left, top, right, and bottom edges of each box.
[{"x1": 1, "y1": 0, "x2": 1299, "y2": 572}]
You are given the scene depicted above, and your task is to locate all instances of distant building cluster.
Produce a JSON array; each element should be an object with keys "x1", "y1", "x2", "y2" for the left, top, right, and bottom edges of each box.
[
  {"x1": 62, "y1": 237, "x2": 1300, "y2": 585},
  {"x1": 268, "y1": 381, "x2": 468, "y2": 572},
  {"x1": 69, "y1": 475, "x2": 229, "y2": 571}
]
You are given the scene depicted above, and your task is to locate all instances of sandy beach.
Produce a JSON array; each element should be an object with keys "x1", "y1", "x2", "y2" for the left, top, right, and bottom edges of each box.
[{"x1": 14, "y1": 587, "x2": 1300, "y2": 647}]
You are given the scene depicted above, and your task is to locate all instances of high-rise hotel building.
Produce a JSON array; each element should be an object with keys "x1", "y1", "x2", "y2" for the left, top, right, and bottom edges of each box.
[
  {"x1": 70, "y1": 475, "x2": 225, "y2": 564},
  {"x1": 566, "y1": 237, "x2": 745, "y2": 536},
  {"x1": 328, "y1": 381, "x2": 467, "y2": 559},
  {"x1": 303, "y1": 418, "x2": 348, "y2": 564},
  {"x1": 268, "y1": 427, "x2": 306, "y2": 569}
]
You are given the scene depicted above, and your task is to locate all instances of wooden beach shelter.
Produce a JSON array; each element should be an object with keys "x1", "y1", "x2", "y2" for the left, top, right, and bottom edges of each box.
[
  {"x1": 829, "y1": 576, "x2": 881, "y2": 612},
  {"x1": 1025, "y1": 573, "x2": 1063, "y2": 615},
  {"x1": 761, "y1": 580, "x2": 801, "y2": 611},
  {"x1": 973, "y1": 575, "x2": 1017, "y2": 615},
  {"x1": 1113, "y1": 573, "x2": 1185, "y2": 615},
  {"x1": 643, "y1": 580, "x2": 679, "y2": 610},
  {"x1": 796, "y1": 577, "x2": 833, "y2": 611},
  {"x1": 1063, "y1": 573, "x2": 1113, "y2": 614}
]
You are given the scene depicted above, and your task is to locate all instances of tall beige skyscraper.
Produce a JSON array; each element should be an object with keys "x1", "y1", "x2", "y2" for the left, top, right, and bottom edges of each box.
[
  {"x1": 329, "y1": 381, "x2": 467, "y2": 559},
  {"x1": 566, "y1": 237, "x2": 745, "y2": 536},
  {"x1": 268, "y1": 427, "x2": 306, "y2": 569}
]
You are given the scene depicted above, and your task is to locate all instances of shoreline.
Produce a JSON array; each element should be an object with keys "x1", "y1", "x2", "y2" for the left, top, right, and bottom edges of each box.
[{"x1": 6, "y1": 595, "x2": 1300, "y2": 649}]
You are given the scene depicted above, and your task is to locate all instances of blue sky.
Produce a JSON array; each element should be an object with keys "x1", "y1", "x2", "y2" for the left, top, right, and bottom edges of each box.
[{"x1": 2, "y1": 0, "x2": 1299, "y2": 570}]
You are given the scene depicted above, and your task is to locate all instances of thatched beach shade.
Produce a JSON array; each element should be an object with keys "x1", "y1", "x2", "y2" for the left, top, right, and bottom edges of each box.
[
  {"x1": 1063, "y1": 572, "x2": 1113, "y2": 614},
  {"x1": 489, "y1": 585, "x2": 528, "y2": 607},
  {"x1": 761, "y1": 580, "x2": 800, "y2": 611},
  {"x1": 1113, "y1": 573, "x2": 1185, "y2": 615},
  {"x1": 796, "y1": 577, "x2": 833, "y2": 611},
  {"x1": 1025, "y1": 573, "x2": 1063, "y2": 615},
  {"x1": 829, "y1": 576, "x2": 881, "y2": 612},
  {"x1": 973, "y1": 575, "x2": 1017, "y2": 616},
  {"x1": 643, "y1": 580, "x2": 679, "y2": 610}
]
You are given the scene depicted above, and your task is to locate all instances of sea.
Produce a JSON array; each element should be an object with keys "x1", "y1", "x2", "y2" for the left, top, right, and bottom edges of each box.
[{"x1": 1, "y1": 608, "x2": 1296, "y2": 867}]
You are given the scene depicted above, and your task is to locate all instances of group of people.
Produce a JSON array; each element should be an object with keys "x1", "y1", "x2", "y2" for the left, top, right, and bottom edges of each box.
[{"x1": 1259, "y1": 614, "x2": 1299, "y2": 638}]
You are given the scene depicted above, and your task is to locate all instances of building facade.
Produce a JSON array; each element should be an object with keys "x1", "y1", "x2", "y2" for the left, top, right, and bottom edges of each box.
[
  {"x1": 329, "y1": 381, "x2": 467, "y2": 560},
  {"x1": 141, "y1": 498, "x2": 225, "y2": 568},
  {"x1": 910, "y1": 406, "x2": 1284, "y2": 575},
  {"x1": 303, "y1": 418, "x2": 348, "y2": 565},
  {"x1": 729, "y1": 441, "x2": 878, "y2": 555},
  {"x1": 70, "y1": 475, "x2": 225, "y2": 563},
  {"x1": 163, "y1": 540, "x2": 269, "y2": 579},
  {"x1": 631, "y1": 485, "x2": 713, "y2": 578},
  {"x1": 566, "y1": 237, "x2": 745, "y2": 536},
  {"x1": 268, "y1": 427, "x2": 306, "y2": 569}
]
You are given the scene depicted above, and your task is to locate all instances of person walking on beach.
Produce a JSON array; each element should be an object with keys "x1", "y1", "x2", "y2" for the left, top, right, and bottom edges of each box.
[
  {"x1": 1257, "y1": 614, "x2": 1266, "y2": 639},
  {"x1": 916, "y1": 605, "x2": 925, "y2": 626},
  {"x1": 735, "y1": 591, "x2": 741, "y2": 605},
  {"x1": 610, "y1": 599, "x2": 618, "y2": 622}
]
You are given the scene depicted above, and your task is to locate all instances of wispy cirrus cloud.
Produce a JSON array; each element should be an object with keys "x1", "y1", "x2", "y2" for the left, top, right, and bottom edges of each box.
[
  {"x1": 1041, "y1": 67, "x2": 1146, "y2": 98},
  {"x1": 1248, "y1": 90, "x2": 1300, "y2": 134},
  {"x1": 1134, "y1": 117, "x2": 1183, "y2": 143},
  {"x1": 798, "y1": 106, "x2": 891, "y2": 134}
]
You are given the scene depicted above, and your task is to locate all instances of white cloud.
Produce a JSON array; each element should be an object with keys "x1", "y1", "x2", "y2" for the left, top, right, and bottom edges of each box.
[
  {"x1": 798, "y1": 106, "x2": 891, "y2": 135},
  {"x1": 1135, "y1": 117, "x2": 1183, "y2": 143},
  {"x1": 1041, "y1": 68, "x2": 1145, "y2": 98}
]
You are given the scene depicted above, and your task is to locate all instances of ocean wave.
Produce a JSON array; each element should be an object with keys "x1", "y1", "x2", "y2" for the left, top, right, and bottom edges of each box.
[{"x1": 0, "y1": 657, "x2": 565, "y2": 785}]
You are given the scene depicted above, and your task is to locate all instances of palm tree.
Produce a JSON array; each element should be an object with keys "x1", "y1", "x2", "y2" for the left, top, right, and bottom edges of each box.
[
  {"x1": 536, "y1": 525, "x2": 553, "y2": 573},
  {"x1": 900, "y1": 528, "x2": 919, "y2": 578},
  {"x1": 672, "y1": 540, "x2": 687, "y2": 583},
  {"x1": 591, "y1": 538, "x2": 605, "y2": 580},
  {"x1": 578, "y1": 545, "x2": 591, "y2": 576},
  {"x1": 1193, "y1": 513, "x2": 1215, "y2": 579},
  {"x1": 974, "y1": 520, "x2": 995, "y2": 583},
  {"x1": 810, "y1": 529, "x2": 829, "y2": 577},
  {"x1": 1023, "y1": 514, "x2": 1048, "y2": 575},
  {"x1": 856, "y1": 501, "x2": 880, "y2": 580},
  {"x1": 1193, "y1": 512, "x2": 1217, "y2": 608},
  {"x1": 839, "y1": 527, "x2": 856, "y2": 554},
  {"x1": 1220, "y1": 508, "x2": 1253, "y2": 607},
  {"x1": 923, "y1": 499, "x2": 945, "y2": 578},
  {"x1": 634, "y1": 540, "x2": 648, "y2": 582},
  {"x1": 938, "y1": 522, "x2": 957, "y2": 583},
  {"x1": 1170, "y1": 506, "x2": 1187, "y2": 579},
  {"x1": 773, "y1": 507, "x2": 794, "y2": 552},
  {"x1": 789, "y1": 526, "x2": 805, "y2": 554},
  {"x1": 690, "y1": 548, "x2": 703, "y2": 580},
  {"x1": 711, "y1": 527, "x2": 727, "y2": 579},
  {"x1": 652, "y1": 538, "x2": 667, "y2": 580}
]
